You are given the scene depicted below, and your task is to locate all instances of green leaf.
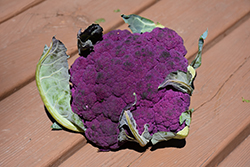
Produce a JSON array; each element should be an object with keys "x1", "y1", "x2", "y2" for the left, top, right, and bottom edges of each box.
[
  {"x1": 36, "y1": 37, "x2": 86, "y2": 132},
  {"x1": 242, "y1": 97, "x2": 250, "y2": 103},
  {"x1": 158, "y1": 70, "x2": 194, "y2": 95},
  {"x1": 190, "y1": 29, "x2": 208, "y2": 69},
  {"x1": 51, "y1": 122, "x2": 63, "y2": 130},
  {"x1": 94, "y1": 18, "x2": 105, "y2": 24},
  {"x1": 179, "y1": 112, "x2": 188, "y2": 125},
  {"x1": 114, "y1": 9, "x2": 120, "y2": 13},
  {"x1": 179, "y1": 108, "x2": 194, "y2": 126},
  {"x1": 121, "y1": 14, "x2": 164, "y2": 33}
]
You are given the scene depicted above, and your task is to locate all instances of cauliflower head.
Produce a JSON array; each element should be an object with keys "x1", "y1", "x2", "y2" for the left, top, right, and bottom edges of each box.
[{"x1": 70, "y1": 26, "x2": 190, "y2": 150}]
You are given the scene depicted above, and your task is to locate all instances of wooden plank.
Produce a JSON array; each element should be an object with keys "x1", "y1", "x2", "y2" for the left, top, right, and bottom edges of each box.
[
  {"x1": 60, "y1": 144, "x2": 142, "y2": 167},
  {"x1": 203, "y1": 118, "x2": 250, "y2": 166},
  {"x1": 0, "y1": 0, "x2": 157, "y2": 100},
  {"x1": 218, "y1": 135, "x2": 250, "y2": 167},
  {"x1": 0, "y1": 0, "x2": 45, "y2": 24},
  {"x1": 1, "y1": 1, "x2": 250, "y2": 167},
  {"x1": 0, "y1": 81, "x2": 87, "y2": 167},
  {"x1": 127, "y1": 18, "x2": 250, "y2": 167}
]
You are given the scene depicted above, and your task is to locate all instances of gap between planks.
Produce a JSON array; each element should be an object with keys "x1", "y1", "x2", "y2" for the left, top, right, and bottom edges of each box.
[
  {"x1": 218, "y1": 134, "x2": 250, "y2": 166},
  {"x1": 202, "y1": 116, "x2": 250, "y2": 166},
  {"x1": 46, "y1": 138, "x2": 87, "y2": 167},
  {"x1": 0, "y1": 0, "x2": 46, "y2": 24}
]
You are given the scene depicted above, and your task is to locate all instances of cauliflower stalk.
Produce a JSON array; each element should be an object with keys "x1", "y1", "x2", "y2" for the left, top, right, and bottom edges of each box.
[{"x1": 36, "y1": 14, "x2": 207, "y2": 150}]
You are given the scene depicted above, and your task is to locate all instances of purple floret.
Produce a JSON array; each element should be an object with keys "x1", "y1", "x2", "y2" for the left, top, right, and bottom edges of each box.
[{"x1": 70, "y1": 27, "x2": 189, "y2": 150}]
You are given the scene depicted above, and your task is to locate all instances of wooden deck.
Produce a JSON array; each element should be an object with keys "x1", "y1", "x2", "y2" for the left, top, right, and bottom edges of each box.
[{"x1": 0, "y1": 0, "x2": 250, "y2": 166}]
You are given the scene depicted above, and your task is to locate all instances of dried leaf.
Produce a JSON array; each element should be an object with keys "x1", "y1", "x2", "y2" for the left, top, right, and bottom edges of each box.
[
  {"x1": 36, "y1": 37, "x2": 86, "y2": 132},
  {"x1": 114, "y1": 9, "x2": 120, "y2": 13},
  {"x1": 77, "y1": 24, "x2": 103, "y2": 57},
  {"x1": 118, "y1": 93, "x2": 150, "y2": 146},
  {"x1": 158, "y1": 70, "x2": 194, "y2": 95}
]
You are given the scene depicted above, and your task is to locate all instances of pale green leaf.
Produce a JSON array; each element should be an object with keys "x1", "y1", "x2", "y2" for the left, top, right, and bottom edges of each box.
[
  {"x1": 179, "y1": 112, "x2": 188, "y2": 125},
  {"x1": 36, "y1": 37, "x2": 86, "y2": 132},
  {"x1": 121, "y1": 14, "x2": 164, "y2": 33},
  {"x1": 151, "y1": 131, "x2": 176, "y2": 145},
  {"x1": 179, "y1": 108, "x2": 194, "y2": 126},
  {"x1": 51, "y1": 122, "x2": 63, "y2": 130}
]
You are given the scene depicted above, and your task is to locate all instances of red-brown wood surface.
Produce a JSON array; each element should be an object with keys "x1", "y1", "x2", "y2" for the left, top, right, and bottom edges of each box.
[
  {"x1": 219, "y1": 135, "x2": 250, "y2": 167},
  {"x1": 0, "y1": 0, "x2": 250, "y2": 166},
  {"x1": 0, "y1": 0, "x2": 45, "y2": 23}
]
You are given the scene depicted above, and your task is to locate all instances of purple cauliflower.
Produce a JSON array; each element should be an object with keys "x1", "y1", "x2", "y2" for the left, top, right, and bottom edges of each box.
[
  {"x1": 70, "y1": 27, "x2": 190, "y2": 150},
  {"x1": 36, "y1": 14, "x2": 206, "y2": 151}
]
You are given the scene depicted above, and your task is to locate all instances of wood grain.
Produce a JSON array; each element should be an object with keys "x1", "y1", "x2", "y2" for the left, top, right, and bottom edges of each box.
[
  {"x1": 60, "y1": 144, "x2": 143, "y2": 167},
  {"x1": 0, "y1": 81, "x2": 86, "y2": 166},
  {"x1": 0, "y1": 0, "x2": 45, "y2": 24},
  {"x1": 218, "y1": 135, "x2": 250, "y2": 167}
]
